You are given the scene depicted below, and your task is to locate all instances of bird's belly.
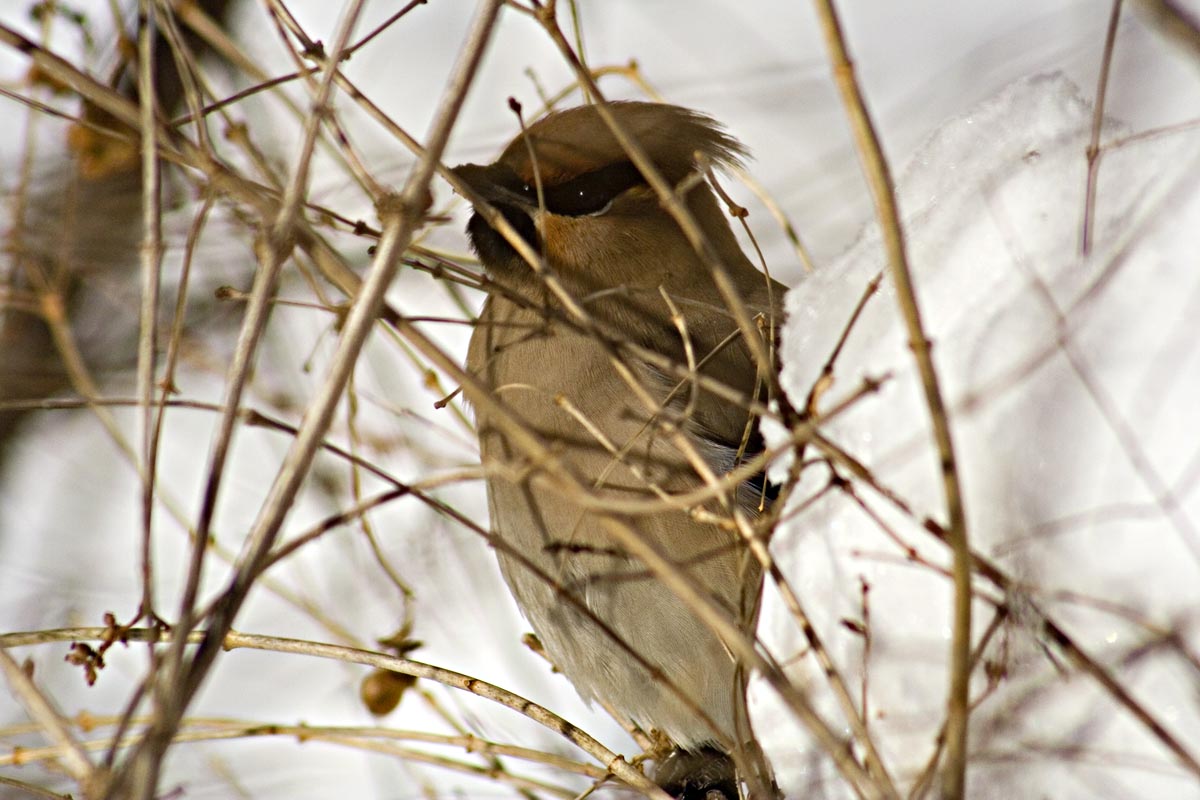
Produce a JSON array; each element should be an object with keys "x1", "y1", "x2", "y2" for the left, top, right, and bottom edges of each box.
[
  {"x1": 467, "y1": 306, "x2": 753, "y2": 748},
  {"x1": 483, "y1": 450, "x2": 745, "y2": 748}
]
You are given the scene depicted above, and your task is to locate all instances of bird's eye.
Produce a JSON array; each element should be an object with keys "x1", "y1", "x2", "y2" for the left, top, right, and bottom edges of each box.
[
  {"x1": 484, "y1": 165, "x2": 537, "y2": 202},
  {"x1": 541, "y1": 161, "x2": 644, "y2": 217}
]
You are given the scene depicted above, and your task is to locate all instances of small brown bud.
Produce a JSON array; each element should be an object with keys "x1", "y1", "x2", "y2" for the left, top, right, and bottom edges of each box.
[{"x1": 359, "y1": 668, "x2": 415, "y2": 716}]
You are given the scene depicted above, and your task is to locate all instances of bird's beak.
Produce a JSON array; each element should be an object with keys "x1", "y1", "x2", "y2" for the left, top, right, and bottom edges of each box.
[
  {"x1": 452, "y1": 163, "x2": 541, "y2": 261},
  {"x1": 450, "y1": 163, "x2": 532, "y2": 209}
]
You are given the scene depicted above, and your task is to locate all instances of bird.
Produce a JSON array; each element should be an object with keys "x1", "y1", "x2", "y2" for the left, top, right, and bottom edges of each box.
[{"x1": 453, "y1": 101, "x2": 784, "y2": 799}]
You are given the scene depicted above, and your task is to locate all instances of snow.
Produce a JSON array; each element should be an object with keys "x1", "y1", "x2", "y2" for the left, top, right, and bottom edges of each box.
[{"x1": 759, "y1": 72, "x2": 1200, "y2": 799}]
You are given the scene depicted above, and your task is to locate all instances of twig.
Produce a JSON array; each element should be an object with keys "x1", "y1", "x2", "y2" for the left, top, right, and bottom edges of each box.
[
  {"x1": 120, "y1": 2, "x2": 377, "y2": 796},
  {"x1": 0, "y1": 774, "x2": 73, "y2": 800},
  {"x1": 805, "y1": 269, "x2": 884, "y2": 416},
  {"x1": 814, "y1": 420, "x2": 1200, "y2": 781},
  {"x1": 1081, "y1": 0, "x2": 1123, "y2": 256},
  {"x1": 1134, "y1": 0, "x2": 1200, "y2": 62},
  {"x1": 908, "y1": 610, "x2": 1010, "y2": 800},
  {"x1": 134, "y1": 0, "x2": 164, "y2": 629},
  {"x1": 0, "y1": 627, "x2": 670, "y2": 799},
  {"x1": 0, "y1": 649, "x2": 96, "y2": 789},
  {"x1": 809, "y1": 2, "x2": 973, "y2": 796}
]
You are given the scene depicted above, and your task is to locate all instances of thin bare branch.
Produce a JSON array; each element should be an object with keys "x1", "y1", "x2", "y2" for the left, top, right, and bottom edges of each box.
[{"x1": 809, "y1": 2, "x2": 973, "y2": 795}]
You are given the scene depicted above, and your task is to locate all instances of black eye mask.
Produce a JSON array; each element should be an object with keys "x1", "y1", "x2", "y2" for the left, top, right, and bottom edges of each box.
[
  {"x1": 459, "y1": 160, "x2": 650, "y2": 268},
  {"x1": 503, "y1": 161, "x2": 647, "y2": 217}
]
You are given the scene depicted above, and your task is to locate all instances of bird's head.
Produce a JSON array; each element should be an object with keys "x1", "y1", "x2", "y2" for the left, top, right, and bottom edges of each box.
[{"x1": 452, "y1": 102, "x2": 753, "y2": 309}]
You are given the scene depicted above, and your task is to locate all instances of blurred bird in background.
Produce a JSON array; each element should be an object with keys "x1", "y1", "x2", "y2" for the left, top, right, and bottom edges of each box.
[{"x1": 455, "y1": 101, "x2": 784, "y2": 799}]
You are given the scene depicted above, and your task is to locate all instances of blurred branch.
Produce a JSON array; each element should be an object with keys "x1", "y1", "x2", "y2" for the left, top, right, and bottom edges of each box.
[
  {"x1": 122, "y1": 0, "x2": 378, "y2": 793},
  {"x1": 1135, "y1": 0, "x2": 1200, "y2": 62},
  {"x1": 5, "y1": 719, "x2": 596, "y2": 797},
  {"x1": 135, "y1": 0, "x2": 166, "y2": 629},
  {"x1": 0, "y1": 0, "x2": 236, "y2": 464},
  {"x1": 0, "y1": 649, "x2": 95, "y2": 789},
  {"x1": 0, "y1": 626, "x2": 668, "y2": 798},
  {"x1": 812, "y1": 427, "x2": 1200, "y2": 782},
  {"x1": 1082, "y1": 0, "x2": 1122, "y2": 257}
]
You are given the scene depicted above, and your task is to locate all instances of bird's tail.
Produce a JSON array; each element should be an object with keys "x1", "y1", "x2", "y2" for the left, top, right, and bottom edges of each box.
[{"x1": 655, "y1": 746, "x2": 737, "y2": 799}]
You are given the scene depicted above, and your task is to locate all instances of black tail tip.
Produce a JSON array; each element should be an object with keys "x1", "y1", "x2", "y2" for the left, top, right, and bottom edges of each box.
[{"x1": 654, "y1": 746, "x2": 737, "y2": 800}]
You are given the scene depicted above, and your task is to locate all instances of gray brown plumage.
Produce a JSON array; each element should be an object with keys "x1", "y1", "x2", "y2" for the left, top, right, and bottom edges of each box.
[{"x1": 455, "y1": 102, "x2": 783, "y2": 798}]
